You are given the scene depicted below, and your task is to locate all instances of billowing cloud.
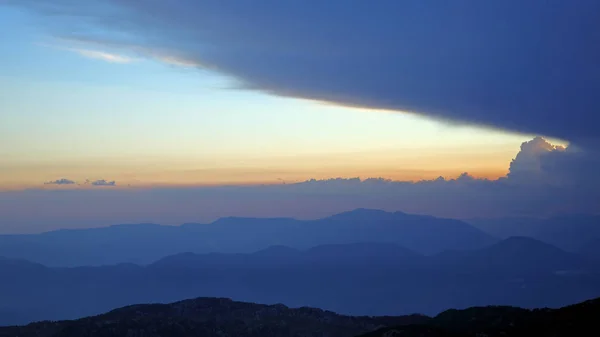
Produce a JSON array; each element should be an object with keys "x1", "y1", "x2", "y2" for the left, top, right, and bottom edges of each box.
[
  {"x1": 5, "y1": 0, "x2": 600, "y2": 144},
  {"x1": 506, "y1": 137, "x2": 600, "y2": 188},
  {"x1": 506, "y1": 137, "x2": 566, "y2": 184},
  {"x1": 538, "y1": 146, "x2": 600, "y2": 188},
  {"x1": 90, "y1": 179, "x2": 116, "y2": 187},
  {"x1": 44, "y1": 178, "x2": 76, "y2": 185}
]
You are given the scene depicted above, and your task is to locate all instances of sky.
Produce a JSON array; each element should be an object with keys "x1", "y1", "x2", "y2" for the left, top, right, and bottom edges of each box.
[
  {"x1": 1, "y1": 1, "x2": 599, "y2": 232},
  {"x1": 0, "y1": 3, "x2": 548, "y2": 189}
]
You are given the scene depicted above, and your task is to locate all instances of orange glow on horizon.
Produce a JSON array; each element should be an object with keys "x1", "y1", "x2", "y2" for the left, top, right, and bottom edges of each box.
[
  {"x1": 0, "y1": 141, "x2": 521, "y2": 191},
  {"x1": 0, "y1": 167, "x2": 509, "y2": 192}
]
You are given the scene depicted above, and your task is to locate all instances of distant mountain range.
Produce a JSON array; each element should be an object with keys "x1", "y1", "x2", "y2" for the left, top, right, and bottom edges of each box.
[
  {"x1": 1, "y1": 237, "x2": 599, "y2": 326},
  {"x1": 3, "y1": 209, "x2": 597, "y2": 267},
  {"x1": 0, "y1": 209, "x2": 496, "y2": 267},
  {"x1": 1, "y1": 209, "x2": 599, "y2": 327},
  {"x1": 2, "y1": 296, "x2": 599, "y2": 337},
  {"x1": 151, "y1": 236, "x2": 596, "y2": 273},
  {"x1": 429, "y1": 236, "x2": 595, "y2": 273},
  {"x1": 466, "y1": 214, "x2": 600, "y2": 253}
]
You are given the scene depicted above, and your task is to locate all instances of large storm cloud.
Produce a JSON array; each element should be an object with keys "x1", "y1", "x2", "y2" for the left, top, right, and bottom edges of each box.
[{"x1": 5, "y1": 0, "x2": 600, "y2": 145}]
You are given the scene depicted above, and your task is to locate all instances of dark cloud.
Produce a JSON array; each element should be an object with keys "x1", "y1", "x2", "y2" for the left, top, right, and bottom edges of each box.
[
  {"x1": 44, "y1": 178, "x2": 76, "y2": 185},
  {"x1": 90, "y1": 179, "x2": 116, "y2": 187},
  {"x1": 538, "y1": 147, "x2": 600, "y2": 188},
  {"x1": 6, "y1": 0, "x2": 600, "y2": 144}
]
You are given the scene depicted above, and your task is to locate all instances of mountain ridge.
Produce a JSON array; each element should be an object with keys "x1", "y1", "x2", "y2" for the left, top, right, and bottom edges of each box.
[
  {"x1": 360, "y1": 297, "x2": 600, "y2": 337},
  {"x1": 2, "y1": 296, "x2": 599, "y2": 337},
  {"x1": 0, "y1": 297, "x2": 429, "y2": 337},
  {"x1": 467, "y1": 214, "x2": 600, "y2": 252},
  {"x1": 1, "y1": 238, "x2": 600, "y2": 326},
  {"x1": 0, "y1": 209, "x2": 496, "y2": 267}
]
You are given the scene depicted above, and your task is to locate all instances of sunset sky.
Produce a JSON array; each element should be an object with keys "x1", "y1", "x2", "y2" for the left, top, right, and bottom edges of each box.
[
  {"x1": 0, "y1": 5, "x2": 557, "y2": 190},
  {"x1": 1, "y1": 1, "x2": 598, "y2": 232}
]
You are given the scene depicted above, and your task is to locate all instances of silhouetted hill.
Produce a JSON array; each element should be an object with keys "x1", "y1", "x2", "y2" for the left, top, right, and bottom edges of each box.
[
  {"x1": 1, "y1": 241, "x2": 600, "y2": 326},
  {"x1": 2, "y1": 296, "x2": 599, "y2": 337},
  {"x1": 467, "y1": 214, "x2": 600, "y2": 252},
  {"x1": 534, "y1": 215, "x2": 600, "y2": 251},
  {"x1": 0, "y1": 297, "x2": 429, "y2": 337},
  {"x1": 0, "y1": 209, "x2": 496, "y2": 266},
  {"x1": 155, "y1": 236, "x2": 593, "y2": 274},
  {"x1": 150, "y1": 242, "x2": 422, "y2": 269},
  {"x1": 306, "y1": 209, "x2": 495, "y2": 255},
  {"x1": 466, "y1": 217, "x2": 544, "y2": 238},
  {"x1": 0, "y1": 256, "x2": 46, "y2": 270},
  {"x1": 431, "y1": 236, "x2": 594, "y2": 273},
  {"x1": 0, "y1": 256, "x2": 48, "y2": 282},
  {"x1": 359, "y1": 297, "x2": 600, "y2": 337},
  {"x1": 479, "y1": 236, "x2": 588, "y2": 270},
  {"x1": 305, "y1": 242, "x2": 421, "y2": 265}
]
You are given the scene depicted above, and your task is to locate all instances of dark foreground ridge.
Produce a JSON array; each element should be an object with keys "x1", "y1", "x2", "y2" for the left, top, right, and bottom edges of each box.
[
  {"x1": 0, "y1": 297, "x2": 427, "y2": 337},
  {"x1": 360, "y1": 296, "x2": 600, "y2": 337},
  {"x1": 1, "y1": 296, "x2": 599, "y2": 337}
]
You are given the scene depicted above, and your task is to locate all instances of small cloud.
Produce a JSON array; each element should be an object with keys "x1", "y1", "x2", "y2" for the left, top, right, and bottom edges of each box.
[
  {"x1": 38, "y1": 41, "x2": 136, "y2": 64},
  {"x1": 154, "y1": 55, "x2": 199, "y2": 67},
  {"x1": 47, "y1": 37, "x2": 196, "y2": 68},
  {"x1": 90, "y1": 179, "x2": 117, "y2": 187},
  {"x1": 68, "y1": 48, "x2": 135, "y2": 64},
  {"x1": 44, "y1": 178, "x2": 76, "y2": 185}
]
